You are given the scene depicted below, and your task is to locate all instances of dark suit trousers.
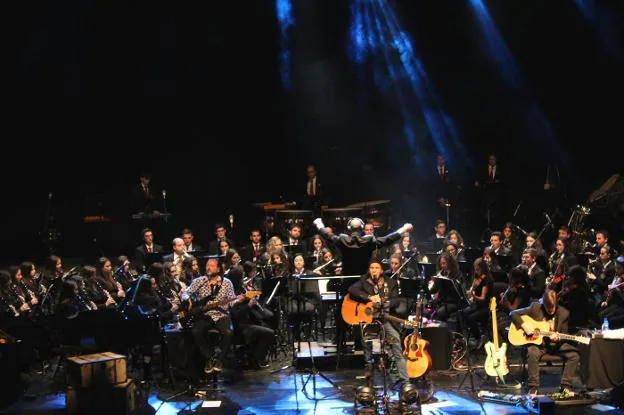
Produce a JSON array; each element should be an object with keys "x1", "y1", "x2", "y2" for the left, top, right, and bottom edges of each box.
[
  {"x1": 527, "y1": 343, "x2": 579, "y2": 388},
  {"x1": 191, "y1": 316, "x2": 233, "y2": 362}
]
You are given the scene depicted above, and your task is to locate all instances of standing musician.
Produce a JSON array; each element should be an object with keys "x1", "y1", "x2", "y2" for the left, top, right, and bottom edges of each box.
[
  {"x1": 348, "y1": 259, "x2": 409, "y2": 385},
  {"x1": 182, "y1": 258, "x2": 239, "y2": 374},
  {"x1": 510, "y1": 289, "x2": 580, "y2": 396},
  {"x1": 312, "y1": 217, "x2": 412, "y2": 276}
]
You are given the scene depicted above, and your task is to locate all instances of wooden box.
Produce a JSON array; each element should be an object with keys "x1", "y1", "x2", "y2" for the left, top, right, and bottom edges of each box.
[
  {"x1": 66, "y1": 352, "x2": 127, "y2": 388},
  {"x1": 66, "y1": 378, "x2": 137, "y2": 414}
]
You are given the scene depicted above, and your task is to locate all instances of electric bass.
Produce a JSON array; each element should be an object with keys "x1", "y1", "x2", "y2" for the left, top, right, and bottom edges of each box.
[{"x1": 178, "y1": 290, "x2": 261, "y2": 324}]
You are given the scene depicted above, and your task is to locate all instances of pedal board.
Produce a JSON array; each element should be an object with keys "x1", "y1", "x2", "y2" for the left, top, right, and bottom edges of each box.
[{"x1": 546, "y1": 392, "x2": 596, "y2": 406}]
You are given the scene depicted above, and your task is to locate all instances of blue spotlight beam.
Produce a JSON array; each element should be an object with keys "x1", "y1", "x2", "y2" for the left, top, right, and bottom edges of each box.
[
  {"x1": 467, "y1": 0, "x2": 571, "y2": 171},
  {"x1": 371, "y1": 0, "x2": 469, "y2": 172},
  {"x1": 575, "y1": 0, "x2": 622, "y2": 63},
  {"x1": 276, "y1": 0, "x2": 295, "y2": 89}
]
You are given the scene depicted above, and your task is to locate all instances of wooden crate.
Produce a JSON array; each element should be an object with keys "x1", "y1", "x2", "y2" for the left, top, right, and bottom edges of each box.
[
  {"x1": 66, "y1": 352, "x2": 127, "y2": 388},
  {"x1": 66, "y1": 378, "x2": 137, "y2": 414}
]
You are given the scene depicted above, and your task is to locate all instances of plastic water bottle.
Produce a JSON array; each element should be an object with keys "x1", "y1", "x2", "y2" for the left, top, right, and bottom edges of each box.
[{"x1": 602, "y1": 317, "x2": 610, "y2": 332}]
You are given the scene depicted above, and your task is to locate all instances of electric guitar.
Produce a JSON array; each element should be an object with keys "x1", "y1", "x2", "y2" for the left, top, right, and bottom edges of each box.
[
  {"x1": 507, "y1": 315, "x2": 591, "y2": 346},
  {"x1": 483, "y1": 297, "x2": 509, "y2": 382},
  {"x1": 178, "y1": 290, "x2": 261, "y2": 324}
]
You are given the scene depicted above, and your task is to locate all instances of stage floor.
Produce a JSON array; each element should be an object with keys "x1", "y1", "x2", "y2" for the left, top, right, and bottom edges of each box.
[{"x1": 1, "y1": 352, "x2": 621, "y2": 415}]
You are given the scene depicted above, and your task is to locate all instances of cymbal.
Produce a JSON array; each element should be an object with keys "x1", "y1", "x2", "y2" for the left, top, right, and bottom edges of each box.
[
  {"x1": 346, "y1": 200, "x2": 391, "y2": 208},
  {"x1": 323, "y1": 207, "x2": 363, "y2": 212}
]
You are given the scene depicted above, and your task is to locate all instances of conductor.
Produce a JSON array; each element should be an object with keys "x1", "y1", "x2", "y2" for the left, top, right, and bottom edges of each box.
[{"x1": 312, "y1": 217, "x2": 413, "y2": 275}]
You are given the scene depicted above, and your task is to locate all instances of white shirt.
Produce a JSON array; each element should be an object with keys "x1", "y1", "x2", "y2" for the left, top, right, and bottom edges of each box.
[
  {"x1": 528, "y1": 262, "x2": 536, "y2": 275},
  {"x1": 489, "y1": 165, "x2": 496, "y2": 179}
]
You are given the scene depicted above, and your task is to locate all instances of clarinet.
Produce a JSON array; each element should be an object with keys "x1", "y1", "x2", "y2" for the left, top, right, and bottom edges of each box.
[
  {"x1": 94, "y1": 279, "x2": 116, "y2": 306},
  {"x1": 0, "y1": 293, "x2": 19, "y2": 317}
]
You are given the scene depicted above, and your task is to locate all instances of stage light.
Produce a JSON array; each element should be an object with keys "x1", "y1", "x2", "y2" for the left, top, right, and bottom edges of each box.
[
  {"x1": 354, "y1": 385, "x2": 377, "y2": 414},
  {"x1": 400, "y1": 383, "x2": 419, "y2": 405}
]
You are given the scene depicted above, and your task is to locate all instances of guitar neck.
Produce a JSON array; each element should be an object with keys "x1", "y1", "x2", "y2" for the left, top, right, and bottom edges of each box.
[
  {"x1": 539, "y1": 331, "x2": 585, "y2": 343},
  {"x1": 490, "y1": 307, "x2": 499, "y2": 351},
  {"x1": 383, "y1": 313, "x2": 416, "y2": 328}
]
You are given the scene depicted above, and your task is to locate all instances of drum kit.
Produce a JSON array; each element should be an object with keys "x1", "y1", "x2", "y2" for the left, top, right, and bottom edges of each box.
[{"x1": 253, "y1": 200, "x2": 391, "y2": 237}]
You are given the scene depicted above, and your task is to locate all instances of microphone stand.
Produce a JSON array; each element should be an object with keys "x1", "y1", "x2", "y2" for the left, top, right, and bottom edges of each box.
[{"x1": 450, "y1": 276, "x2": 480, "y2": 395}]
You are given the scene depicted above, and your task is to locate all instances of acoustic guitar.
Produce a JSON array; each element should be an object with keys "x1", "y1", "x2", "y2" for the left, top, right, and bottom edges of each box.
[
  {"x1": 507, "y1": 315, "x2": 591, "y2": 346},
  {"x1": 403, "y1": 296, "x2": 432, "y2": 378},
  {"x1": 483, "y1": 297, "x2": 509, "y2": 382}
]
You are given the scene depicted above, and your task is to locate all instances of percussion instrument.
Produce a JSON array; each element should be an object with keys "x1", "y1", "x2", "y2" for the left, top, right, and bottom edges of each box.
[
  {"x1": 321, "y1": 207, "x2": 363, "y2": 234},
  {"x1": 346, "y1": 200, "x2": 391, "y2": 230},
  {"x1": 274, "y1": 209, "x2": 313, "y2": 237}
]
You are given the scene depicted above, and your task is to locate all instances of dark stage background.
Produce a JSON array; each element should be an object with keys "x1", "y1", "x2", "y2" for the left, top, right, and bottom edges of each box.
[{"x1": 2, "y1": 0, "x2": 623, "y2": 263}]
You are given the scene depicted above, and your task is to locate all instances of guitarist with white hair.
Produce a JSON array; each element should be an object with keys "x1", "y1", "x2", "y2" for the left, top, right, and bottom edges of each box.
[{"x1": 510, "y1": 289, "x2": 580, "y2": 397}]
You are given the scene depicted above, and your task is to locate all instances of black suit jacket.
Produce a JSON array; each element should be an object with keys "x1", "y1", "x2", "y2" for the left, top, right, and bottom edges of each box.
[
  {"x1": 162, "y1": 253, "x2": 194, "y2": 263},
  {"x1": 185, "y1": 244, "x2": 202, "y2": 253},
  {"x1": 133, "y1": 184, "x2": 154, "y2": 213},
  {"x1": 318, "y1": 229, "x2": 401, "y2": 276},
  {"x1": 510, "y1": 302, "x2": 572, "y2": 347},
  {"x1": 134, "y1": 244, "x2": 163, "y2": 271},
  {"x1": 528, "y1": 265, "x2": 546, "y2": 299},
  {"x1": 240, "y1": 243, "x2": 265, "y2": 263}
]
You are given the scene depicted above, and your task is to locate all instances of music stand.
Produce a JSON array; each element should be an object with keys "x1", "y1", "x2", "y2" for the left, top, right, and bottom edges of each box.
[
  {"x1": 293, "y1": 275, "x2": 343, "y2": 400},
  {"x1": 436, "y1": 275, "x2": 480, "y2": 394}
]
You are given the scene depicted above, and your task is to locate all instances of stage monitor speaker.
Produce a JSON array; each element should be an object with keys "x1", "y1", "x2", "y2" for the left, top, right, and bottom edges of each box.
[{"x1": 420, "y1": 327, "x2": 451, "y2": 371}]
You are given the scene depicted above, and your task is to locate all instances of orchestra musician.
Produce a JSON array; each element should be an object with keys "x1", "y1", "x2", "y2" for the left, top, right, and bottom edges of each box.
[
  {"x1": 510, "y1": 289, "x2": 580, "y2": 397},
  {"x1": 464, "y1": 258, "x2": 494, "y2": 349}
]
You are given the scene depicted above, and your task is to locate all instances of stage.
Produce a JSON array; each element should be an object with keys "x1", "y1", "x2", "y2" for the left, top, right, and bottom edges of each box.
[{"x1": 2, "y1": 350, "x2": 621, "y2": 415}]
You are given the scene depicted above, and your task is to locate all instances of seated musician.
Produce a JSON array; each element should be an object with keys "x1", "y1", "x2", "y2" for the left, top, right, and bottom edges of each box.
[
  {"x1": 464, "y1": 257, "x2": 493, "y2": 349},
  {"x1": 522, "y1": 248, "x2": 546, "y2": 300},
  {"x1": 286, "y1": 254, "x2": 320, "y2": 340},
  {"x1": 510, "y1": 289, "x2": 580, "y2": 396},
  {"x1": 348, "y1": 259, "x2": 409, "y2": 386},
  {"x1": 598, "y1": 256, "x2": 624, "y2": 329},
  {"x1": 230, "y1": 275, "x2": 274, "y2": 369},
  {"x1": 587, "y1": 246, "x2": 616, "y2": 306},
  {"x1": 557, "y1": 266, "x2": 590, "y2": 332},
  {"x1": 182, "y1": 258, "x2": 238, "y2": 374},
  {"x1": 427, "y1": 252, "x2": 462, "y2": 321},
  {"x1": 384, "y1": 253, "x2": 416, "y2": 280}
]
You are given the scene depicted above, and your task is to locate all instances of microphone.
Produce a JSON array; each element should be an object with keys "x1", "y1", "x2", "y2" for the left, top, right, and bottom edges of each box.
[
  {"x1": 544, "y1": 212, "x2": 552, "y2": 224},
  {"x1": 162, "y1": 189, "x2": 167, "y2": 199},
  {"x1": 229, "y1": 214, "x2": 234, "y2": 229},
  {"x1": 48, "y1": 192, "x2": 53, "y2": 200}
]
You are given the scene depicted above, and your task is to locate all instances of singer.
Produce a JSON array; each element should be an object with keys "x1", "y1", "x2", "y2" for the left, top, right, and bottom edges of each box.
[{"x1": 347, "y1": 259, "x2": 409, "y2": 386}]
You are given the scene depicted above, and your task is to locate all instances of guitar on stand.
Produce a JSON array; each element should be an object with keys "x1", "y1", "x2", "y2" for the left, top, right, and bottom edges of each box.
[
  {"x1": 483, "y1": 298, "x2": 510, "y2": 384},
  {"x1": 403, "y1": 295, "x2": 432, "y2": 379}
]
